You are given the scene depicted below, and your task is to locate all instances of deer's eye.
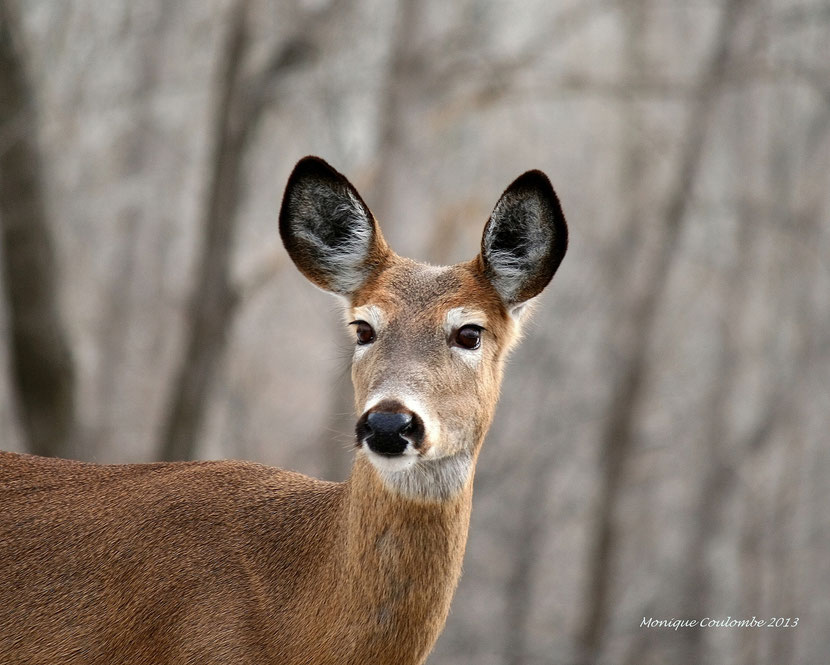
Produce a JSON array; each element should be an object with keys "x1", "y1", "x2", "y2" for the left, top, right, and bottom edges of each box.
[
  {"x1": 351, "y1": 321, "x2": 375, "y2": 345},
  {"x1": 453, "y1": 325, "x2": 482, "y2": 350}
]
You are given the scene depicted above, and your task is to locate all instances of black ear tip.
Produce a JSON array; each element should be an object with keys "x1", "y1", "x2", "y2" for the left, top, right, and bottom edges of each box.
[
  {"x1": 506, "y1": 169, "x2": 566, "y2": 232},
  {"x1": 507, "y1": 169, "x2": 554, "y2": 196},
  {"x1": 289, "y1": 155, "x2": 341, "y2": 183}
]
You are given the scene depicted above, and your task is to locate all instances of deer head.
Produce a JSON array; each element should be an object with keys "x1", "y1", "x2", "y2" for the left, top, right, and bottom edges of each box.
[{"x1": 280, "y1": 156, "x2": 567, "y2": 500}]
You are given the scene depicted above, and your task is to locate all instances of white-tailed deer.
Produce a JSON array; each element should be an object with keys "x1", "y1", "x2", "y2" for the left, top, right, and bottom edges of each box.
[{"x1": 0, "y1": 156, "x2": 567, "y2": 664}]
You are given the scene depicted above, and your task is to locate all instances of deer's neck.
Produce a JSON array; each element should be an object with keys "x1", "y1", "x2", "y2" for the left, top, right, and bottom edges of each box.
[{"x1": 335, "y1": 453, "x2": 474, "y2": 663}]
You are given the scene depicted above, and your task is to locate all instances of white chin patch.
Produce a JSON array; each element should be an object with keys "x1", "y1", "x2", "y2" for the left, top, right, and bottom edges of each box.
[
  {"x1": 363, "y1": 447, "x2": 419, "y2": 474},
  {"x1": 361, "y1": 447, "x2": 473, "y2": 501}
]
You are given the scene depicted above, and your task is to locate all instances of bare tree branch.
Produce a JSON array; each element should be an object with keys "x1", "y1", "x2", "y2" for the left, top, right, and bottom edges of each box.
[
  {"x1": 422, "y1": 0, "x2": 629, "y2": 99},
  {"x1": 0, "y1": 0, "x2": 76, "y2": 458}
]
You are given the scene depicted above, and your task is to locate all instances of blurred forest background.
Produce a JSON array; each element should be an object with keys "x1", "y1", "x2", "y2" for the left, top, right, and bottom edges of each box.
[{"x1": 1, "y1": 0, "x2": 829, "y2": 663}]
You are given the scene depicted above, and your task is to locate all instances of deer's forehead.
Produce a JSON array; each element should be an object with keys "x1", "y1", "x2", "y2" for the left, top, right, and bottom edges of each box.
[{"x1": 353, "y1": 260, "x2": 507, "y2": 328}]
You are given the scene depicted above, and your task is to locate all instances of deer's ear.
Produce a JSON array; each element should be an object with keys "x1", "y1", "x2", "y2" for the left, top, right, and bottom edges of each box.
[
  {"x1": 279, "y1": 156, "x2": 388, "y2": 296},
  {"x1": 480, "y1": 170, "x2": 568, "y2": 309}
]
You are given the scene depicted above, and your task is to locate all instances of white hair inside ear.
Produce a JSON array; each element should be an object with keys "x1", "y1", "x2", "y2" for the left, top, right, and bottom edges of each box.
[{"x1": 508, "y1": 296, "x2": 537, "y2": 322}]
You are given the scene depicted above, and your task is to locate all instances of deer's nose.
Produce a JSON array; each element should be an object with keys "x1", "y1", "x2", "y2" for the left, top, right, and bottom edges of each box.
[
  {"x1": 363, "y1": 412, "x2": 411, "y2": 456},
  {"x1": 356, "y1": 403, "x2": 424, "y2": 457},
  {"x1": 368, "y1": 412, "x2": 412, "y2": 438}
]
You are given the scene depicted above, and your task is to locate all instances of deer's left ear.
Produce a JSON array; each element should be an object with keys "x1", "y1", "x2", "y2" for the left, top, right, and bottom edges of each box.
[{"x1": 479, "y1": 170, "x2": 568, "y2": 311}]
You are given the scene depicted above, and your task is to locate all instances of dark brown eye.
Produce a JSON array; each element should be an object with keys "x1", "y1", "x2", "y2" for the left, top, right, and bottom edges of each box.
[
  {"x1": 353, "y1": 321, "x2": 375, "y2": 345},
  {"x1": 454, "y1": 325, "x2": 482, "y2": 350}
]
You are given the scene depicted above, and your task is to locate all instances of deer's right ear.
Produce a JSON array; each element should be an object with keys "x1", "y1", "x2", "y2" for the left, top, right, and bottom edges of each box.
[{"x1": 279, "y1": 156, "x2": 388, "y2": 297}]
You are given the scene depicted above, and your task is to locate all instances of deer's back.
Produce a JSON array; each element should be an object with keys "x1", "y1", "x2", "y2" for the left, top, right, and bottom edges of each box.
[{"x1": 0, "y1": 451, "x2": 344, "y2": 664}]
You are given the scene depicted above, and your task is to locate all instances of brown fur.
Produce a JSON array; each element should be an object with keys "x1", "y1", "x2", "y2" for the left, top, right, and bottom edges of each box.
[
  {"x1": 0, "y1": 156, "x2": 567, "y2": 664},
  {"x1": 0, "y1": 452, "x2": 468, "y2": 664}
]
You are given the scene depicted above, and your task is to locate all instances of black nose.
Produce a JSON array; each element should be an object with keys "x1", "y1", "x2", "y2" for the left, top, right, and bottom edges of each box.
[
  {"x1": 364, "y1": 412, "x2": 411, "y2": 456},
  {"x1": 356, "y1": 404, "x2": 424, "y2": 456},
  {"x1": 368, "y1": 411, "x2": 412, "y2": 437}
]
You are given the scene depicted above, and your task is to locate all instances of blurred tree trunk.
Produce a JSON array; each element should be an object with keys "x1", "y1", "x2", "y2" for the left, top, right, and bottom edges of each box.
[
  {"x1": 501, "y1": 419, "x2": 560, "y2": 665},
  {"x1": 760, "y1": 90, "x2": 821, "y2": 665},
  {"x1": 370, "y1": 0, "x2": 419, "y2": 227},
  {"x1": 576, "y1": 1, "x2": 747, "y2": 661},
  {"x1": 315, "y1": 0, "x2": 422, "y2": 481},
  {"x1": 157, "y1": 2, "x2": 248, "y2": 461},
  {"x1": 92, "y1": 3, "x2": 174, "y2": 456},
  {"x1": 158, "y1": 0, "x2": 344, "y2": 461},
  {"x1": 682, "y1": 172, "x2": 754, "y2": 665},
  {"x1": 0, "y1": 1, "x2": 76, "y2": 458}
]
